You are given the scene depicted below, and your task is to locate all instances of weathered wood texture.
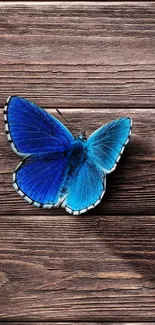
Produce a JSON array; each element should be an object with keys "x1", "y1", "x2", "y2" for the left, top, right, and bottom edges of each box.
[
  {"x1": 0, "y1": 1, "x2": 155, "y2": 322},
  {"x1": 1, "y1": 215, "x2": 155, "y2": 321},
  {"x1": 2, "y1": 323, "x2": 154, "y2": 325},
  {"x1": 3, "y1": 323, "x2": 151, "y2": 325},
  {"x1": 0, "y1": 1, "x2": 155, "y2": 108}
]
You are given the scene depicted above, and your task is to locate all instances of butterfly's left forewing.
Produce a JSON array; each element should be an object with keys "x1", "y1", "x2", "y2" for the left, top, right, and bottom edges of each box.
[{"x1": 4, "y1": 96, "x2": 74, "y2": 156}]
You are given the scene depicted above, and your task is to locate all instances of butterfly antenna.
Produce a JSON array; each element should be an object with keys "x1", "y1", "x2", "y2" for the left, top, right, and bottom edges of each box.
[{"x1": 56, "y1": 108, "x2": 69, "y2": 123}]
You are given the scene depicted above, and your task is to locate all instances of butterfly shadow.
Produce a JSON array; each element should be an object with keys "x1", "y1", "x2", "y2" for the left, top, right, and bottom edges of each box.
[{"x1": 76, "y1": 135, "x2": 155, "y2": 287}]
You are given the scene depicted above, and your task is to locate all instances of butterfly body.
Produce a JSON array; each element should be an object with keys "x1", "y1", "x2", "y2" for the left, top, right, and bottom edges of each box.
[
  {"x1": 68, "y1": 137, "x2": 87, "y2": 168},
  {"x1": 4, "y1": 96, "x2": 132, "y2": 215},
  {"x1": 52, "y1": 137, "x2": 88, "y2": 206}
]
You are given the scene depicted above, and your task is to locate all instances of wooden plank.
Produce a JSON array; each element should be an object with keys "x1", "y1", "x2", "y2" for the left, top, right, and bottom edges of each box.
[
  {"x1": 0, "y1": 2, "x2": 155, "y2": 107},
  {"x1": 2, "y1": 323, "x2": 154, "y2": 325},
  {"x1": 0, "y1": 214, "x2": 155, "y2": 320},
  {"x1": 3, "y1": 323, "x2": 152, "y2": 325},
  {"x1": 1, "y1": 107, "x2": 155, "y2": 216}
]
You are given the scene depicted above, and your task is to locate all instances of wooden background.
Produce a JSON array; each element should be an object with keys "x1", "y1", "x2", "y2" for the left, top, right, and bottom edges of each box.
[{"x1": 0, "y1": 1, "x2": 155, "y2": 323}]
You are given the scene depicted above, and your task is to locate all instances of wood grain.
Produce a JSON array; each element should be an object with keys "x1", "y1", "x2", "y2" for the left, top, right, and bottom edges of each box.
[
  {"x1": 0, "y1": 1, "x2": 155, "y2": 322},
  {"x1": 2, "y1": 323, "x2": 154, "y2": 325},
  {"x1": 0, "y1": 214, "x2": 155, "y2": 321},
  {"x1": 3, "y1": 323, "x2": 152, "y2": 325},
  {"x1": 0, "y1": 2, "x2": 155, "y2": 108}
]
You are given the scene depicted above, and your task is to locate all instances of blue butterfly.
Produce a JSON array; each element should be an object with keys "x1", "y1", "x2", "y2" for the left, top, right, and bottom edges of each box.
[{"x1": 4, "y1": 96, "x2": 132, "y2": 215}]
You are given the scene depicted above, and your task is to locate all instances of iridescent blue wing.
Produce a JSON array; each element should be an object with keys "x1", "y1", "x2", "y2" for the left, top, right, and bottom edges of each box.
[
  {"x1": 62, "y1": 159, "x2": 106, "y2": 215},
  {"x1": 86, "y1": 117, "x2": 132, "y2": 173},
  {"x1": 63, "y1": 117, "x2": 132, "y2": 214},
  {"x1": 4, "y1": 96, "x2": 74, "y2": 156},
  {"x1": 13, "y1": 152, "x2": 69, "y2": 207}
]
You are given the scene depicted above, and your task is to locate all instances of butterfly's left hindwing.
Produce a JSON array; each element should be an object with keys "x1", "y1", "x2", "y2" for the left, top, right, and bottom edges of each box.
[
  {"x1": 13, "y1": 153, "x2": 69, "y2": 207},
  {"x1": 4, "y1": 96, "x2": 74, "y2": 156}
]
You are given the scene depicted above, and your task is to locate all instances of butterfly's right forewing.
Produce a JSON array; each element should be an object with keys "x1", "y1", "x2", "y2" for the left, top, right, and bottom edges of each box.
[{"x1": 86, "y1": 117, "x2": 132, "y2": 174}]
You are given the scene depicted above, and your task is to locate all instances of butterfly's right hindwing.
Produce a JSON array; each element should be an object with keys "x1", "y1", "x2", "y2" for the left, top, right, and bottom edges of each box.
[{"x1": 62, "y1": 158, "x2": 106, "y2": 215}]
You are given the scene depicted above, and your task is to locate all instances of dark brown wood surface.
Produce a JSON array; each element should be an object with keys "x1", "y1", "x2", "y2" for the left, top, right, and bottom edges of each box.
[
  {"x1": 0, "y1": 323, "x2": 140, "y2": 325},
  {"x1": 0, "y1": 1, "x2": 155, "y2": 322},
  {"x1": 3, "y1": 323, "x2": 153, "y2": 325}
]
